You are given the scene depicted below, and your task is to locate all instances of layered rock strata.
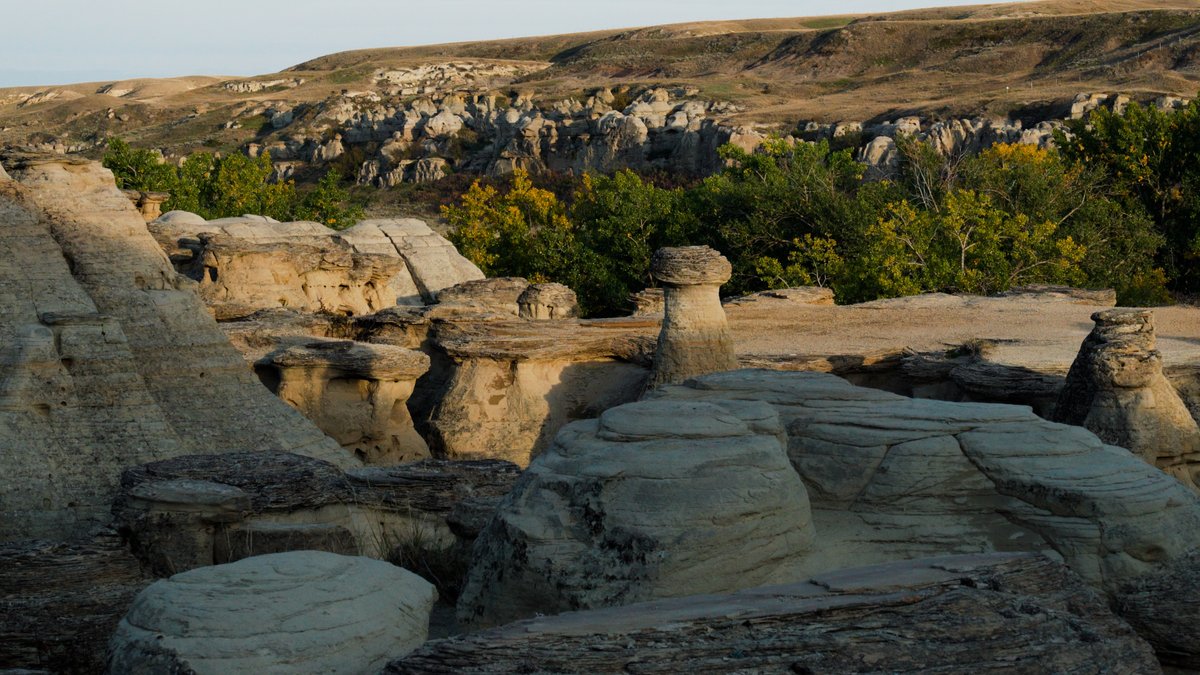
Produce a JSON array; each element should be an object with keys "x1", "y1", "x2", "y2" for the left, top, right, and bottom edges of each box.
[
  {"x1": 645, "y1": 246, "x2": 737, "y2": 389},
  {"x1": 456, "y1": 399, "x2": 815, "y2": 628},
  {"x1": 112, "y1": 452, "x2": 521, "y2": 576},
  {"x1": 108, "y1": 551, "x2": 437, "y2": 674},
  {"x1": 257, "y1": 340, "x2": 432, "y2": 464},
  {"x1": 1053, "y1": 308, "x2": 1200, "y2": 489},
  {"x1": 393, "y1": 554, "x2": 1159, "y2": 674},
  {"x1": 0, "y1": 153, "x2": 351, "y2": 541},
  {"x1": 0, "y1": 532, "x2": 151, "y2": 673}
]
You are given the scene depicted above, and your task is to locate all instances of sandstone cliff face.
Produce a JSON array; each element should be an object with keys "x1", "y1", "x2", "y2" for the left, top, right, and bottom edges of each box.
[{"x1": 0, "y1": 154, "x2": 352, "y2": 541}]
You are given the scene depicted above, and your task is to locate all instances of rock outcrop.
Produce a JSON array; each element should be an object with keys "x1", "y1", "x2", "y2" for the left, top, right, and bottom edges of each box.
[
  {"x1": 394, "y1": 554, "x2": 1159, "y2": 674},
  {"x1": 649, "y1": 368, "x2": 1200, "y2": 666},
  {"x1": 0, "y1": 153, "x2": 351, "y2": 541},
  {"x1": 456, "y1": 399, "x2": 814, "y2": 628},
  {"x1": 1053, "y1": 308, "x2": 1200, "y2": 489},
  {"x1": 150, "y1": 215, "x2": 484, "y2": 318},
  {"x1": 425, "y1": 317, "x2": 657, "y2": 465},
  {"x1": 113, "y1": 452, "x2": 521, "y2": 576},
  {"x1": 645, "y1": 246, "x2": 737, "y2": 389},
  {"x1": 107, "y1": 551, "x2": 437, "y2": 674},
  {"x1": 517, "y1": 282, "x2": 579, "y2": 320},
  {"x1": 257, "y1": 340, "x2": 432, "y2": 464}
]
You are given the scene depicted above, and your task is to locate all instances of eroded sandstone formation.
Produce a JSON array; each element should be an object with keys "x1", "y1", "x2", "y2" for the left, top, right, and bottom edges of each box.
[
  {"x1": 645, "y1": 246, "x2": 737, "y2": 389},
  {"x1": 0, "y1": 152, "x2": 351, "y2": 541},
  {"x1": 150, "y1": 214, "x2": 484, "y2": 319},
  {"x1": 649, "y1": 368, "x2": 1200, "y2": 666},
  {"x1": 257, "y1": 340, "x2": 432, "y2": 464},
  {"x1": 457, "y1": 399, "x2": 815, "y2": 628},
  {"x1": 394, "y1": 554, "x2": 1159, "y2": 674},
  {"x1": 425, "y1": 317, "x2": 657, "y2": 465},
  {"x1": 112, "y1": 452, "x2": 521, "y2": 576},
  {"x1": 517, "y1": 282, "x2": 578, "y2": 320},
  {"x1": 1053, "y1": 308, "x2": 1200, "y2": 489},
  {"x1": 107, "y1": 551, "x2": 437, "y2": 674}
]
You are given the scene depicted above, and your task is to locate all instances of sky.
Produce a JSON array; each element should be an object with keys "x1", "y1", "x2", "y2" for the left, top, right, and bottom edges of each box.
[{"x1": 0, "y1": 0, "x2": 1027, "y2": 88}]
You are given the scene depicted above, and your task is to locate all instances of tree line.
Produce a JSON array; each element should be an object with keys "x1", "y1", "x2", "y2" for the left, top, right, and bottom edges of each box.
[{"x1": 448, "y1": 100, "x2": 1200, "y2": 315}]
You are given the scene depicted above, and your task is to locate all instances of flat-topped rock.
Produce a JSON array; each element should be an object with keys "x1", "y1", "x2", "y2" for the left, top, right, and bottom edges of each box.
[
  {"x1": 258, "y1": 340, "x2": 431, "y2": 464},
  {"x1": 108, "y1": 551, "x2": 436, "y2": 675}
]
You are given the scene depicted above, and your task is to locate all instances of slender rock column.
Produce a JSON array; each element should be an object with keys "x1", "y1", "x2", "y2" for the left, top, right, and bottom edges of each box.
[
  {"x1": 1052, "y1": 308, "x2": 1200, "y2": 489},
  {"x1": 645, "y1": 246, "x2": 738, "y2": 389}
]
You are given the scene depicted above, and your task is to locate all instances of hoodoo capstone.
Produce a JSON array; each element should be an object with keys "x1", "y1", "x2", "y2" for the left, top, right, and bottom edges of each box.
[{"x1": 645, "y1": 246, "x2": 737, "y2": 389}]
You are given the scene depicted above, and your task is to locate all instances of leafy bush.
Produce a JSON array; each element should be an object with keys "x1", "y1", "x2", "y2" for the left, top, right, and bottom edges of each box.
[
  {"x1": 103, "y1": 138, "x2": 363, "y2": 228},
  {"x1": 442, "y1": 135, "x2": 1164, "y2": 315}
]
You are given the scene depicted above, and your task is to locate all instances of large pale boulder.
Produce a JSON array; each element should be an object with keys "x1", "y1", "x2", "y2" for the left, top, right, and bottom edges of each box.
[
  {"x1": 257, "y1": 340, "x2": 432, "y2": 464},
  {"x1": 645, "y1": 246, "x2": 737, "y2": 389},
  {"x1": 456, "y1": 398, "x2": 814, "y2": 628},
  {"x1": 0, "y1": 152, "x2": 351, "y2": 541},
  {"x1": 1052, "y1": 308, "x2": 1200, "y2": 489},
  {"x1": 107, "y1": 551, "x2": 437, "y2": 674}
]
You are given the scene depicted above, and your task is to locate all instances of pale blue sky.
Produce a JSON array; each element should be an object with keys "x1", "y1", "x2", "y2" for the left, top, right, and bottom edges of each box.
[{"x1": 1, "y1": 0, "x2": 1026, "y2": 87}]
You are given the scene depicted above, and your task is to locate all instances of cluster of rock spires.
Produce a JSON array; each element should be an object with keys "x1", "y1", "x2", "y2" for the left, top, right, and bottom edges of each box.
[
  {"x1": 6, "y1": 154, "x2": 1200, "y2": 673},
  {"x1": 224, "y1": 84, "x2": 1193, "y2": 186}
]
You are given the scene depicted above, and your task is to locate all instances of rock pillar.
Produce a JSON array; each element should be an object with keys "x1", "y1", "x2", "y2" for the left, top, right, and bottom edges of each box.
[
  {"x1": 645, "y1": 246, "x2": 737, "y2": 389},
  {"x1": 1053, "y1": 308, "x2": 1200, "y2": 489},
  {"x1": 257, "y1": 340, "x2": 431, "y2": 465}
]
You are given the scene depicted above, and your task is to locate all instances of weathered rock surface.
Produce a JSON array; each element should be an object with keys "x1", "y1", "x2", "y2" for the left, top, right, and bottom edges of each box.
[
  {"x1": 456, "y1": 398, "x2": 814, "y2": 628},
  {"x1": 183, "y1": 233, "x2": 416, "y2": 319},
  {"x1": 431, "y1": 276, "x2": 531, "y2": 317},
  {"x1": 645, "y1": 246, "x2": 737, "y2": 389},
  {"x1": 257, "y1": 340, "x2": 432, "y2": 464},
  {"x1": 338, "y1": 218, "x2": 484, "y2": 300},
  {"x1": 425, "y1": 317, "x2": 657, "y2": 465},
  {"x1": 394, "y1": 554, "x2": 1159, "y2": 674},
  {"x1": 107, "y1": 551, "x2": 437, "y2": 674},
  {"x1": 517, "y1": 282, "x2": 579, "y2": 320},
  {"x1": 1053, "y1": 309, "x2": 1200, "y2": 489},
  {"x1": 0, "y1": 531, "x2": 151, "y2": 674},
  {"x1": 150, "y1": 215, "x2": 483, "y2": 316},
  {"x1": 650, "y1": 368, "x2": 1200, "y2": 665},
  {"x1": 0, "y1": 153, "x2": 351, "y2": 541},
  {"x1": 113, "y1": 452, "x2": 521, "y2": 575}
]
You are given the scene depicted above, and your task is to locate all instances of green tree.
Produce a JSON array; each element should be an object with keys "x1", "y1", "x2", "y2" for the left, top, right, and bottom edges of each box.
[
  {"x1": 102, "y1": 138, "x2": 177, "y2": 193},
  {"x1": 294, "y1": 169, "x2": 365, "y2": 230},
  {"x1": 1058, "y1": 100, "x2": 1200, "y2": 292}
]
